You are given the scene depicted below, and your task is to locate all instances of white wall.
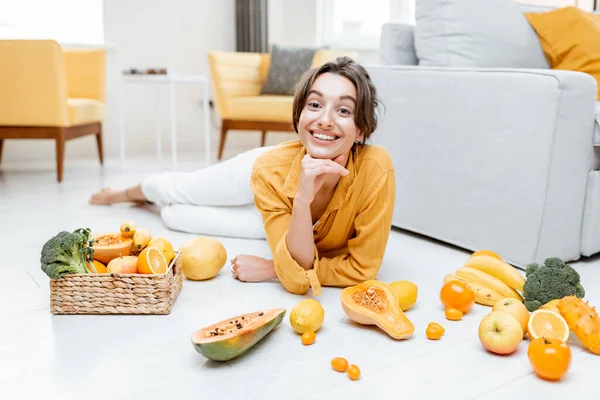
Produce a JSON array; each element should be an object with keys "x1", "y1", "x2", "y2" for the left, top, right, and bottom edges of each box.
[{"x1": 2, "y1": 0, "x2": 236, "y2": 164}]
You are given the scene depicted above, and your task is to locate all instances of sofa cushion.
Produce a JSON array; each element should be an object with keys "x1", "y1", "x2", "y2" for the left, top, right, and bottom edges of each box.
[
  {"x1": 380, "y1": 23, "x2": 418, "y2": 66},
  {"x1": 227, "y1": 95, "x2": 292, "y2": 123},
  {"x1": 260, "y1": 45, "x2": 317, "y2": 96},
  {"x1": 67, "y1": 98, "x2": 105, "y2": 126},
  {"x1": 525, "y1": 7, "x2": 600, "y2": 101},
  {"x1": 414, "y1": 0, "x2": 549, "y2": 69}
]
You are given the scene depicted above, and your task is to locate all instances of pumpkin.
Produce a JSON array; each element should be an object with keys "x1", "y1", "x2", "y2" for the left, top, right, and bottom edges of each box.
[
  {"x1": 340, "y1": 280, "x2": 415, "y2": 340},
  {"x1": 191, "y1": 308, "x2": 285, "y2": 361},
  {"x1": 91, "y1": 233, "x2": 133, "y2": 264}
]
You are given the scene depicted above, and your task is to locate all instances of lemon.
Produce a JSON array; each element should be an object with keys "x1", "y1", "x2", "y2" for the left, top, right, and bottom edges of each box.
[
  {"x1": 289, "y1": 299, "x2": 325, "y2": 334},
  {"x1": 147, "y1": 237, "x2": 176, "y2": 264},
  {"x1": 389, "y1": 280, "x2": 418, "y2": 311},
  {"x1": 137, "y1": 247, "x2": 168, "y2": 274}
]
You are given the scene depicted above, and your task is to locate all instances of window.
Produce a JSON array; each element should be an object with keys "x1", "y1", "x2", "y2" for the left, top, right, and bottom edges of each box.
[
  {"x1": 317, "y1": 0, "x2": 414, "y2": 49},
  {"x1": 0, "y1": 0, "x2": 104, "y2": 46}
]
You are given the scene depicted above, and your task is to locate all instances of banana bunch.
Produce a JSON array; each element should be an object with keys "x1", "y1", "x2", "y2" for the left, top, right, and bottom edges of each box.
[
  {"x1": 120, "y1": 221, "x2": 152, "y2": 255},
  {"x1": 444, "y1": 252, "x2": 526, "y2": 306}
]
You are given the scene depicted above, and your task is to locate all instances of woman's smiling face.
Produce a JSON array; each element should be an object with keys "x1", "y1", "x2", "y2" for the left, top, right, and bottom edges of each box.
[{"x1": 297, "y1": 72, "x2": 363, "y2": 161}]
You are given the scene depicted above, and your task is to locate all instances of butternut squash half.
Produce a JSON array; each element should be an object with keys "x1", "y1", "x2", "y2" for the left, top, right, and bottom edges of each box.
[{"x1": 341, "y1": 280, "x2": 415, "y2": 339}]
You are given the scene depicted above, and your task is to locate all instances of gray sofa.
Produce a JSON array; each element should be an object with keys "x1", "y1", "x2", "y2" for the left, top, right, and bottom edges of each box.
[{"x1": 367, "y1": 0, "x2": 600, "y2": 268}]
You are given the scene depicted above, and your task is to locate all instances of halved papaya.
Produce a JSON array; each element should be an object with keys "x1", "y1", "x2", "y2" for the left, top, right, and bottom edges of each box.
[
  {"x1": 91, "y1": 233, "x2": 132, "y2": 264},
  {"x1": 341, "y1": 280, "x2": 415, "y2": 340},
  {"x1": 191, "y1": 308, "x2": 285, "y2": 361}
]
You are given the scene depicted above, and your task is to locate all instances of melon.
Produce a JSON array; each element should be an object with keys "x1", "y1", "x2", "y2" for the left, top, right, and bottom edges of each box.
[
  {"x1": 179, "y1": 236, "x2": 227, "y2": 280},
  {"x1": 91, "y1": 233, "x2": 132, "y2": 264},
  {"x1": 191, "y1": 308, "x2": 286, "y2": 361}
]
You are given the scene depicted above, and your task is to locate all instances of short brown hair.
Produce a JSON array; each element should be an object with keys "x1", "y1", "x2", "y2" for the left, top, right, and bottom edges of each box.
[{"x1": 292, "y1": 56, "x2": 380, "y2": 143}]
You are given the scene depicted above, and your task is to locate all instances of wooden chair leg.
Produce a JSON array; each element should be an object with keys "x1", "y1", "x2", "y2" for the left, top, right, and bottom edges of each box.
[
  {"x1": 0, "y1": 139, "x2": 4, "y2": 165},
  {"x1": 218, "y1": 122, "x2": 228, "y2": 160},
  {"x1": 96, "y1": 124, "x2": 104, "y2": 165},
  {"x1": 55, "y1": 130, "x2": 65, "y2": 182},
  {"x1": 261, "y1": 131, "x2": 267, "y2": 147}
]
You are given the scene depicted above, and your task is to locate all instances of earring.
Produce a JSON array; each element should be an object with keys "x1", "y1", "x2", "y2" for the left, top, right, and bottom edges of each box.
[{"x1": 354, "y1": 139, "x2": 360, "y2": 144}]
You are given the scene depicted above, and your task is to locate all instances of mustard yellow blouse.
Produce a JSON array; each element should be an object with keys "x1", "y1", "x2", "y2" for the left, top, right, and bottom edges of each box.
[{"x1": 251, "y1": 140, "x2": 396, "y2": 295}]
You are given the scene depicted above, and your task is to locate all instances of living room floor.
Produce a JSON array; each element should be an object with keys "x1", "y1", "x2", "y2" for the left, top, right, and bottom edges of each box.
[{"x1": 1, "y1": 154, "x2": 599, "y2": 399}]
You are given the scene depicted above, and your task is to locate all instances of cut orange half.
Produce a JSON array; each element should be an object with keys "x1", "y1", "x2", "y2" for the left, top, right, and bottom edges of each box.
[
  {"x1": 137, "y1": 246, "x2": 168, "y2": 274},
  {"x1": 527, "y1": 309, "x2": 570, "y2": 342}
]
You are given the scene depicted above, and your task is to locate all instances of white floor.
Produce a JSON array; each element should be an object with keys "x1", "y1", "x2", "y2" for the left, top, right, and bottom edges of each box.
[{"x1": 1, "y1": 154, "x2": 599, "y2": 400}]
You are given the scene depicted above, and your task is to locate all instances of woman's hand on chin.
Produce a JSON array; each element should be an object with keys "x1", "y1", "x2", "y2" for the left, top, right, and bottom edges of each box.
[{"x1": 230, "y1": 255, "x2": 277, "y2": 282}]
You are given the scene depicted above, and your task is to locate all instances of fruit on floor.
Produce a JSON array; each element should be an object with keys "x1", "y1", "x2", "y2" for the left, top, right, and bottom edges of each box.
[
  {"x1": 341, "y1": 280, "x2": 415, "y2": 340},
  {"x1": 147, "y1": 237, "x2": 176, "y2": 264},
  {"x1": 440, "y1": 280, "x2": 475, "y2": 314},
  {"x1": 136, "y1": 247, "x2": 168, "y2": 274},
  {"x1": 540, "y1": 299, "x2": 561, "y2": 314},
  {"x1": 426, "y1": 322, "x2": 445, "y2": 340},
  {"x1": 289, "y1": 299, "x2": 325, "y2": 334},
  {"x1": 464, "y1": 255, "x2": 525, "y2": 292},
  {"x1": 558, "y1": 295, "x2": 600, "y2": 354},
  {"x1": 119, "y1": 220, "x2": 136, "y2": 239},
  {"x1": 528, "y1": 338, "x2": 572, "y2": 381},
  {"x1": 443, "y1": 274, "x2": 502, "y2": 306},
  {"x1": 91, "y1": 233, "x2": 133, "y2": 264},
  {"x1": 331, "y1": 357, "x2": 348, "y2": 372},
  {"x1": 478, "y1": 311, "x2": 523, "y2": 355},
  {"x1": 85, "y1": 259, "x2": 106, "y2": 274},
  {"x1": 493, "y1": 298, "x2": 530, "y2": 336},
  {"x1": 179, "y1": 236, "x2": 227, "y2": 280},
  {"x1": 191, "y1": 308, "x2": 286, "y2": 361},
  {"x1": 388, "y1": 280, "x2": 418, "y2": 311},
  {"x1": 527, "y1": 309, "x2": 570, "y2": 342},
  {"x1": 106, "y1": 256, "x2": 138, "y2": 274},
  {"x1": 301, "y1": 330, "x2": 316, "y2": 345},
  {"x1": 456, "y1": 267, "x2": 522, "y2": 301},
  {"x1": 471, "y1": 249, "x2": 502, "y2": 260},
  {"x1": 132, "y1": 228, "x2": 152, "y2": 253},
  {"x1": 347, "y1": 364, "x2": 361, "y2": 380},
  {"x1": 445, "y1": 308, "x2": 463, "y2": 321}
]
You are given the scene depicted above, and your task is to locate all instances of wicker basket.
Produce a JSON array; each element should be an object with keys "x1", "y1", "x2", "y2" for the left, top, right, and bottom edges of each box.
[{"x1": 49, "y1": 252, "x2": 183, "y2": 315}]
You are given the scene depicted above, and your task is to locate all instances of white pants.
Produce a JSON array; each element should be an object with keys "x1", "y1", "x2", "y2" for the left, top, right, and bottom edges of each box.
[{"x1": 141, "y1": 146, "x2": 274, "y2": 239}]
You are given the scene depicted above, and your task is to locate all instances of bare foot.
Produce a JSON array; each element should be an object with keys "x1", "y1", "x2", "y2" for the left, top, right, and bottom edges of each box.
[{"x1": 89, "y1": 188, "x2": 129, "y2": 205}]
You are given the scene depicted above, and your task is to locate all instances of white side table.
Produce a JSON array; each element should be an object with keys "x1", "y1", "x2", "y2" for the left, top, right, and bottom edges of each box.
[{"x1": 119, "y1": 74, "x2": 211, "y2": 170}]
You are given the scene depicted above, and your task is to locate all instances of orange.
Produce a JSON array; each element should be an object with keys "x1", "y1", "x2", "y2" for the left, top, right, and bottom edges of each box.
[
  {"x1": 86, "y1": 259, "x2": 107, "y2": 274},
  {"x1": 528, "y1": 338, "x2": 572, "y2": 381},
  {"x1": 440, "y1": 281, "x2": 475, "y2": 314},
  {"x1": 136, "y1": 247, "x2": 168, "y2": 274},
  {"x1": 527, "y1": 309, "x2": 570, "y2": 342},
  {"x1": 147, "y1": 237, "x2": 176, "y2": 264}
]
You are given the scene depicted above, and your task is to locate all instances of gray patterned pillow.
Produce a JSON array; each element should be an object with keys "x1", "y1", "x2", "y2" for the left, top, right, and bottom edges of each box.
[{"x1": 260, "y1": 45, "x2": 318, "y2": 96}]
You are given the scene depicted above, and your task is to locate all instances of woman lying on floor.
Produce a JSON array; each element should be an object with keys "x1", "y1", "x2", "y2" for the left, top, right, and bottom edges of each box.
[{"x1": 90, "y1": 57, "x2": 395, "y2": 296}]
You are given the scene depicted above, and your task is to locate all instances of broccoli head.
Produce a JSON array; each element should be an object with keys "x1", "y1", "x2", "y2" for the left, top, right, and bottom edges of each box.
[
  {"x1": 523, "y1": 256, "x2": 585, "y2": 312},
  {"x1": 40, "y1": 228, "x2": 94, "y2": 279}
]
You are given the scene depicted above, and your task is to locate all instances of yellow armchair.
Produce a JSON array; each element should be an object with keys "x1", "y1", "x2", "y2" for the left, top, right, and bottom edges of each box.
[
  {"x1": 208, "y1": 49, "x2": 358, "y2": 159},
  {"x1": 0, "y1": 40, "x2": 105, "y2": 182}
]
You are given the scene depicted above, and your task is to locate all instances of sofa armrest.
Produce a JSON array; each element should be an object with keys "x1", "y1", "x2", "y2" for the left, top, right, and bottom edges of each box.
[
  {"x1": 63, "y1": 48, "x2": 105, "y2": 102},
  {"x1": 0, "y1": 40, "x2": 69, "y2": 127},
  {"x1": 366, "y1": 65, "x2": 597, "y2": 266}
]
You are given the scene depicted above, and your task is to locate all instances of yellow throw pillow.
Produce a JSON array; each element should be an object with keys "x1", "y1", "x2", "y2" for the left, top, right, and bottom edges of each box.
[{"x1": 525, "y1": 6, "x2": 600, "y2": 99}]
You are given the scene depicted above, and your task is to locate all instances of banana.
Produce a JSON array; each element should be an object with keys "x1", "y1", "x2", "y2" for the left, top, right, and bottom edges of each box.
[
  {"x1": 464, "y1": 255, "x2": 525, "y2": 292},
  {"x1": 456, "y1": 267, "x2": 523, "y2": 301},
  {"x1": 443, "y1": 274, "x2": 502, "y2": 306}
]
